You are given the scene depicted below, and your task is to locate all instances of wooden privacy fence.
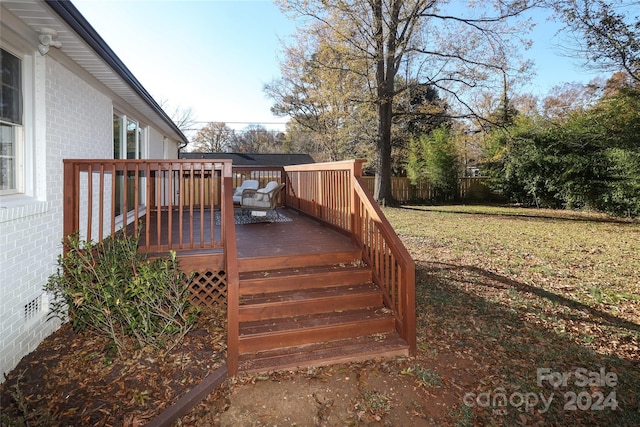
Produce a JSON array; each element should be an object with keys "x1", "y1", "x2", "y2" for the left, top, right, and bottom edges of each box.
[
  {"x1": 284, "y1": 161, "x2": 417, "y2": 354},
  {"x1": 360, "y1": 176, "x2": 491, "y2": 202}
]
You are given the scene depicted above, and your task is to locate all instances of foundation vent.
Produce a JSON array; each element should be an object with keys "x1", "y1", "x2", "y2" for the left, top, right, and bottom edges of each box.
[{"x1": 24, "y1": 295, "x2": 42, "y2": 322}]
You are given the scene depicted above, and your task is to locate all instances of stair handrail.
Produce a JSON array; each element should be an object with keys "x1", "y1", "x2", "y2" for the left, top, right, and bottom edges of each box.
[
  {"x1": 352, "y1": 176, "x2": 416, "y2": 355},
  {"x1": 283, "y1": 160, "x2": 416, "y2": 354}
]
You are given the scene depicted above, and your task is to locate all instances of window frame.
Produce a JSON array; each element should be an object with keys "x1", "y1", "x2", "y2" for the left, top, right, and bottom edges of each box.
[
  {"x1": 113, "y1": 112, "x2": 148, "y2": 219},
  {"x1": 113, "y1": 113, "x2": 147, "y2": 161},
  {"x1": 0, "y1": 47, "x2": 24, "y2": 196}
]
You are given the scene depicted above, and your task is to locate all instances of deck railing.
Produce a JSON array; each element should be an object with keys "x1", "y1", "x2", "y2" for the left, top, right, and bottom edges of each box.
[
  {"x1": 232, "y1": 166, "x2": 285, "y2": 187},
  {"x1": 63, "y1": 158, "x2": 243, "y2": 373},
  {"x1": 284, "y1": 161, "x2": 417, "y2": 354},
  {"x1": 63, "y1": 159, "x2": 232, "y2": 253},
  {"x1": 284, "y1": 161, "x2": 354, "y2": 231}
]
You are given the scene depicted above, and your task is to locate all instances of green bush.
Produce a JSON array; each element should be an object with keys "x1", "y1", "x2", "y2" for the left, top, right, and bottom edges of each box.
[
  {"x1": 406, "y1": 125, "x2": 461, "y2": 202},
  {"x1": 45, "y1": 230, "x2": 199, "y2": 356},
  {"x1": 482, "y1": 80, "x2": 640, "y2": 218}
]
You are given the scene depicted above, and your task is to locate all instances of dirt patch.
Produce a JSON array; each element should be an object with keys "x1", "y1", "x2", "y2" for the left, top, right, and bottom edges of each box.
[{"x1": 210, "y1": 355, "x2": 476, "y2": 427}]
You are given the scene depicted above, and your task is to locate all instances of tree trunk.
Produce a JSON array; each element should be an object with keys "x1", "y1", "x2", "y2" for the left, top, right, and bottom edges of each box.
[
  {"x1": 374, "y1": 99, "x2": 394, "y2": 205},
  {"x1": 372, "y1": 0, "x2": 395, "y2": 206}
]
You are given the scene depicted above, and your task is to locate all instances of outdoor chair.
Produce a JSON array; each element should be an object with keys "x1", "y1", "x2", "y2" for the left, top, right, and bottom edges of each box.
[
  {"x1": 232, "y1": 179, "x2": 260, "y2": 204},
  {"x1": 240, "y1": 181, "x2": 285, "y2": 217}
]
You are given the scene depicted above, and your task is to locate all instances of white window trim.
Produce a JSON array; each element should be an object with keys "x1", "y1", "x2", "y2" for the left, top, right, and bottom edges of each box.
[
  {"x1": 0, "y1": 46, "x2": 25, "y2": 196},
  {"x1": 112, "y1": 112, "x2": 148, "y2": 226},
  {"x1": 0, "y1": 123, "x2": 24, "y2": 196},
  {"x1": 0, "y1": 44, "x2": 48, "y2": 222},
  {"x1": 113, "y1": 113, "x2": 148, "y2": 160},
  {"x1": 140, "y1": 125, "x2": 148, "y2": 160}
]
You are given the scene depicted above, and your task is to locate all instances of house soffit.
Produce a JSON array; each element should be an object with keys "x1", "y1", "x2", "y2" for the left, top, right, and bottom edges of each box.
[{"x1": 1, "y1": 0, "x2": 186, "y2": 143}]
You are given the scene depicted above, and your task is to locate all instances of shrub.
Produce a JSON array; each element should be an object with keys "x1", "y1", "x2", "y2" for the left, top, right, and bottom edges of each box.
[
  {"x1": 45, "y1": 230, "x2": 199, "y2": 356},
  {"x1": 406, "y1": 125, "x2": 461, "y2": 202}
]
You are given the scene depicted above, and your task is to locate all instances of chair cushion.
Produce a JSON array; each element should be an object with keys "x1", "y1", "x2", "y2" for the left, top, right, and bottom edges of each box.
[
  {"x1": 233, "y1": 180, "x2": 259, "y2": 203},
  {"x1": 254, "y1": 181, "x2": 279, "y2": 202},
  {"x1": 258, "y1": 181, "x2": 279, "y2": 194},
  {"x1": 234, "y1": 180, "x2": 259, "y2": 196}
]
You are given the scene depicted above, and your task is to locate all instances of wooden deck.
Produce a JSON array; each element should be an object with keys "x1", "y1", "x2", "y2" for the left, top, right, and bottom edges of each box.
[
  {"x1": 64, "y1": 159, "x2": 415, "y2": 376},
  {"x1": 144, "y1": 207, "x2": 359, "y2": 270},
  {"x1": 234, "y1": 209, "x2": 360, "y2": 270}
]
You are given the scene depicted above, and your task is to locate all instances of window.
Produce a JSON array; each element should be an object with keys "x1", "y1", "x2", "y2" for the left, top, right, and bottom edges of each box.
[
  {"x1": 113, "y1": 114, "x2": 145, "y2": 160},
  {"x1": 126, "y1": 118, "x2": 139, "y2": 159},
  {"x1": 113, "y1": 114, "x2": 147, "y2": 216},
  {"x1": 0, "y1": 48, "x2": 23, "y2": 195}
]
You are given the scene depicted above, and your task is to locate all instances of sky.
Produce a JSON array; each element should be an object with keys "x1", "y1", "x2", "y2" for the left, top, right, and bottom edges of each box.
[{"x1": 73, "y1": 0, "x2": 609, "y2": 136}]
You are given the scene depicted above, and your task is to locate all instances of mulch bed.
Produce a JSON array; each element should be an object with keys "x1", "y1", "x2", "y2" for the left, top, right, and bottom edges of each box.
[{"x1": 0, "y1": 306, "x2": 228, "y2": 427}]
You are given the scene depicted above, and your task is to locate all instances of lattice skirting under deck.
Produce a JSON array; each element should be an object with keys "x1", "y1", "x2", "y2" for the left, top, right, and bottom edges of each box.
[{"x1": 188, "y1": 270, "x2": 227, "y2": 308}]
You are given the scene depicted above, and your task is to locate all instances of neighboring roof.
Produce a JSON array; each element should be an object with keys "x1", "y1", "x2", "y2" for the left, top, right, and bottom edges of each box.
[
  {"x1": 1, "y1": 0, "x2": 188, "y2": 145},
  {"x1": 180, "y1": 152, "x2": 315, "y2": 167}
]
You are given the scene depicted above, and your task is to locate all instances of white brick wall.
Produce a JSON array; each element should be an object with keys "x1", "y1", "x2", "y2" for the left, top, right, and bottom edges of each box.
[
  {"x1": 0, "y1": 58, "x2": 112, "y2": 379},
  {"x1": 0, "y1": 209, "x2": 61, "y2": 375}
]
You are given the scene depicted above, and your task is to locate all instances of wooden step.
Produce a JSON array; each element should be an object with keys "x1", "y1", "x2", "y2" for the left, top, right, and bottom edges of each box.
[
  {"x1": 238, "y1": 307, "x2": 396, "y2": 353},
  {"x1": 237, "y1": 249, "x2": 362, "y2": 273},
  {"x1": 238, "y1": 333, "x2": 409, "y2": 373},
  {"x1": 239, "y1": 264, "x2": 372, "y2": 295},
  {"x1": 239, "y1": 282, "x2": 382, "y2": 322}
]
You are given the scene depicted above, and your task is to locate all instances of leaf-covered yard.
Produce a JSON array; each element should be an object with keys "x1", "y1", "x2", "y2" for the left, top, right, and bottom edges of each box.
[
  {"x1": 384, "y1": 205, "x2": 639, "y2": 425},
  {"x1": 1, "y1": 205, "x2": 638, "y2": 426}
]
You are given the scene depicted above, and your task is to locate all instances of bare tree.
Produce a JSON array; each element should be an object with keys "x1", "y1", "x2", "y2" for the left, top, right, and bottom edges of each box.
[
  {"x1": 229, "y1": 124, "x2": 282, "y2": 153},
  {"x1": 275, "y1": 0, "x2": 538, "y2": 204},
  {"x1": 265, "y1": 29, "x2": 377, "y2": 162},
  {"x1": 548, "y1": 0, "x2": 640, "y2": 83},
  {"x1": 158, "y1": 99, "x2": 196, "y2": 134},
  {"x1": 190, "y1": 122, "x2": 236, "y2": 153}
]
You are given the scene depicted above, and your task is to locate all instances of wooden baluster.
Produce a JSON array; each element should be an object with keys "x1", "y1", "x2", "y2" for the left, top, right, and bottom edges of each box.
[
  {"x1": 189, "y1": 163, "x2": 195, "y2": 249},
  {"x1": 133, "y1": 163, "x2": 140, "y2": 238},
  {"x1": 179, "y1": 163, "x2": 185, "y2": 249},
  {"x1": 199, "y1": 162, "x2": 205, "y2": 248},
  {"x1": 164, "y1": 162, "x2": 171, "y2": 249},
  {"x1": 145, "y1": 163, "x2": 151, "y2": 251},
  {"x1": 122, "y1": 163, "x2": 128, "y2": 235},
  {"x1": 87, "y1": 164, "x2": 93, "y2": 242},
  {"x1": 110, "y1": 163, "x2": 116, "y2": 236},
  {"x1": 98, "y1": 164, "x2": 104, "y2": 242},
  {"x1": 156, "y1": 167, "x2": 162, "y2": 251}
]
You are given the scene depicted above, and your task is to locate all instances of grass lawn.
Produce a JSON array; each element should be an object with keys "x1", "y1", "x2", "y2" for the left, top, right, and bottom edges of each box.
[{"x1": 383, "y1": 205, "x2": 639, "y2": 426}]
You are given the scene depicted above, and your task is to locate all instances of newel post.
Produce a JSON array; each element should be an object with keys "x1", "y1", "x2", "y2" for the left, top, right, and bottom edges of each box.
[
  {"x1": 63, "y1": 160, "x2": 79, "y2": 253},
  {"x1": 222, "y1": 161, "x2": 240, "y2": 375},
  {"x1": 351, "y1": 160, "x2": 365, "y2": 237}
]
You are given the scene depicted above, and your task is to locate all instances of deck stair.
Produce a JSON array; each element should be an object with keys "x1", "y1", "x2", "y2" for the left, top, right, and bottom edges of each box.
[{"x1": 236, "y1": 253, "x2": 409, "y2": 373}]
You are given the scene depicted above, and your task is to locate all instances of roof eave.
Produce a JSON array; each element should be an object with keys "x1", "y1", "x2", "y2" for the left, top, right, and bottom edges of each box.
[{"x1": 44, "y1": 0, "x2": 189, "y2": 145}]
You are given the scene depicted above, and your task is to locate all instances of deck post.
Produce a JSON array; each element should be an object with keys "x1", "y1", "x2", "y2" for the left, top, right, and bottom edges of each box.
[
  {"x1": 405, "y1": 261, "x2": 417, "y2": 355},
  {"x1": 62, "y1": 160, "x2": 79, "y2": 252},
  {"x1": 350, "y1": 160, "x2": 364, "y2": 242},
  {"x1": 222, "y1": 161, "x2": 240, "y2": 375}
]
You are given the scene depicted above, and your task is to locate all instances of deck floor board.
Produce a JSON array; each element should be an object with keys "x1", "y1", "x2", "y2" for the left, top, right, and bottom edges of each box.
[{"x1": 143, "y1": 208, "x2": 358, "y2": 262}]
